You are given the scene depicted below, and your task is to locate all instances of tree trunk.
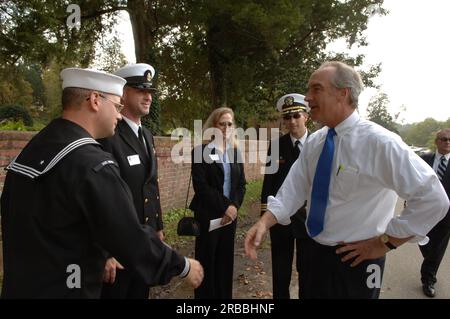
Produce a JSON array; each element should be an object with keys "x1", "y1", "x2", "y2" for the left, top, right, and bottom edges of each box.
[
  {"x1": 127, "y1": 0, "x2": 161, "y2": 134},
  {"x1": 207, "y1": 22, "x2": 228, "y2": 109},
  {"x1": 127, "y1": 0, "x2": 154, "y2": 63}
]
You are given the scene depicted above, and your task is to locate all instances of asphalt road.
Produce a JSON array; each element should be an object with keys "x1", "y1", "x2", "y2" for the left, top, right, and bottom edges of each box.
[{"x1": 381, "y1": 199, "x2": 450, "y2": 299}]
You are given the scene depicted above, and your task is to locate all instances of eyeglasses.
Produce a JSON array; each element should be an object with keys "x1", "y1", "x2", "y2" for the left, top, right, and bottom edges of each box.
[
  {"x1": 86, "y1": 93, "x2": 124, "y2": 113},
  {"x1": 218, "y1": 122, "x2": 233, "y2": 127},
  {"x1": 438, "y1": 137, "x2": 450, "y2": 142},
  {"x1": 283, "y1": 113, "x2": 302, "y2": 120},
  {"x1": 99, "y1": 94, "x2": 124, "y2": 113}
]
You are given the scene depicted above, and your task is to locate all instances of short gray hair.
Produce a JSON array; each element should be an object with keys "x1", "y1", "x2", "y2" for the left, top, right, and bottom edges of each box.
[
  {"x1": 436, "y1": 128, "x2": 450, "y2": 138},
  {"x1": 319, "y1": 61, "x2": 364, "y2": 108}
]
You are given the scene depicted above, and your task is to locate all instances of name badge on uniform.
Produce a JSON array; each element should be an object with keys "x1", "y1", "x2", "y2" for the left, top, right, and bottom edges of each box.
[
  {"x1": 209, "y1": 154, "x2": 220, "y2": 161},
  {"x1": 127, "y1": 154, "x2": 141, "y2": 166}
]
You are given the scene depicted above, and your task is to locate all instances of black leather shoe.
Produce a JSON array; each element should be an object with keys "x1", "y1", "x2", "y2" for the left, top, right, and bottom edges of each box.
[{"x1": 422, "y1": 283, "x2": 435, "y2": 298}]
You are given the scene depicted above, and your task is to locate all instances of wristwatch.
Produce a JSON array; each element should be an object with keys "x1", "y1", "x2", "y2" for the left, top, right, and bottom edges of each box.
[{"x1": 380, "y1": 234, "x2": 397, "y2": 250}]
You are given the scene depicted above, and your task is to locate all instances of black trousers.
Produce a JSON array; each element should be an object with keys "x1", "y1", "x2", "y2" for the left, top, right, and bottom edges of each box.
[
  {"x1": 300, "y1": 239, "x2": 385, "y2": 299},
  {"x1": 419, "y1": 217, "x2": 450, "y2": 285},
  {"x1": 101, "y1": 269, "x2": 149, "y2": 299},
  {"x1": 194, "y1": 221, "x2": 236, "y2": 299},
  {"x1": 270, "y1": 223, "x2": 310, "y2": 299}
]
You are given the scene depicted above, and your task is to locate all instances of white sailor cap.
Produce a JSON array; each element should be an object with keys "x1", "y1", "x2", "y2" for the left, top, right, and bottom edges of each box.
[
  {"x1": 60, "y1": 68, "x2": 126, "y2": 97},
  {"x1": 276, "y1": 93, "x2": 308, "y2": 115},
  {"x1": 114, "y1": 63, "x2": 156, "y2": 91}
]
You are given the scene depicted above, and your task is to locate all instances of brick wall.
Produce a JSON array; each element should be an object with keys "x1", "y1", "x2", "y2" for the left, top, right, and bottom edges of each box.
[{"x1": 0, "y1": 131, "x2": 266, "y2": 212}]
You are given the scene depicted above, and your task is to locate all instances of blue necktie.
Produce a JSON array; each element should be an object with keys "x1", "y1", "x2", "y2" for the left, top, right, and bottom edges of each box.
[{"x1": 307, "y1": 128, "x2": 336, "y2": 237}]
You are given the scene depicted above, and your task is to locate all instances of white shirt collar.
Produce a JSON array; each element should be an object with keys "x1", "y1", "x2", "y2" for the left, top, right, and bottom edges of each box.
[
  {"x1": 122, "y1": 116, "x2": 141, "y2": 138},
  {"x1": 437, "y1": 152, "x2": 450, "y2": 162},
  {"x1": 207, "y1": 141, "x2": 231, "y2": 151},
  {"x1": 334, "y1": 111, "x2": 360, "y2": 137},
  {"x1": 290, "y1": 130, "x2": 308, "y2": 147}
]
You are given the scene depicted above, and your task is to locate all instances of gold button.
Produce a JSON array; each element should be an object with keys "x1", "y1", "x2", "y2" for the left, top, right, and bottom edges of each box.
[{"x1": 144, "y1": 198, "x2": 149, "y2": 203}]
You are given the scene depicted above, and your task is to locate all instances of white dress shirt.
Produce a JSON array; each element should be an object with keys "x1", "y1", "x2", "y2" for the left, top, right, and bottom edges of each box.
[
  {"x1": 122, "y1": 116, "x2": 148, "y2": 149},
  {"x1": 268, "y1": 111, "x2": 448, "y2": 246},
  {"x1": 290, "y1": 130, "x2": 308, "y2": 153},
  {"x1": 122, "y1": 115, "x2": 141, "y2": 138},
  {"x1": 206, "y1": 142, "x2": 232, "y2": 199},
  {"x1": 432, "y1": 152, "x2": 450, "y2": 173}
]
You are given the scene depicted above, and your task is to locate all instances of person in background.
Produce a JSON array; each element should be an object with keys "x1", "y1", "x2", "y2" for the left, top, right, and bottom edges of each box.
[
  {"x1": 261, "y1": 93, "x2": 311, "y2": 299},
  {"x1": 189, "y1": 107, "x2": 246, "y2": 299},
  {"x1": 418, "y1": 129, "x2": 450, "y2": 297}
]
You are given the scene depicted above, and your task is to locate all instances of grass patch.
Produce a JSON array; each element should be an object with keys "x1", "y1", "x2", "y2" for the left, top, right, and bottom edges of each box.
[
  {"x1": 162, "y1": 179, "x2": 263, "y2": 248},
  {"x1": 162, "y1": 208, "x2": 196, "y2": 248},
  {"x1": 0, "y1": 119, "x2": 46, "y2": 131}
]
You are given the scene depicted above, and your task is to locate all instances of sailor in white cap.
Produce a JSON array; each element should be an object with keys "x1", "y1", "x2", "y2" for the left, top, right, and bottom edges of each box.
[
  {"x1": 1, "y1": 67, "x2": 203, "y2": 298},
  {"x1": 260, "y1": 93, "x2": 310, "y2": 299},
  {"x1": 98, "y1": 63, "x2": 166, "y2": 299}
]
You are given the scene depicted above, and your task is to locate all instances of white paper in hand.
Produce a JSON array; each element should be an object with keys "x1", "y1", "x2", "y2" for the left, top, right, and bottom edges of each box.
[{"x1": 209, "y1": 217, "x2": 232, "y2": 232}]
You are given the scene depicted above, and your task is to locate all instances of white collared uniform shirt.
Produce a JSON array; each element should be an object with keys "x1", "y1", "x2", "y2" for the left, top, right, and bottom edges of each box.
[
  {"x1": 268, "y1": 111, "x2": 448, "y2": 246},
  {"x1": 290, "y1": 131, "x2": 308, "y2": 152},
  {"x1": 433, "y1": 152, "x2": 450, "y2": 173}
]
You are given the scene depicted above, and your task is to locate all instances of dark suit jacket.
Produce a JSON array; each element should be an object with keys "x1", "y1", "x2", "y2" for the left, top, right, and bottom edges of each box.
[
  {"x1": 189, "y1": 144, "x2": 246, "y2": 233},
  {"x1": 261, "y1": 133, "x2": 308, "y2": 238},
  {"x1": 99, "y1": 120, "x2": 163, "y2": 230},
  {"x1": 421, "y1": 152, "x2": 450, "y2": 226}
]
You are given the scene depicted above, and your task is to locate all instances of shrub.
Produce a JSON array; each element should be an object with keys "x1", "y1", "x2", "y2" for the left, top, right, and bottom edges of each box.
[{"x1": 0, "y1": 104, "x2": 33, "y2": 127}]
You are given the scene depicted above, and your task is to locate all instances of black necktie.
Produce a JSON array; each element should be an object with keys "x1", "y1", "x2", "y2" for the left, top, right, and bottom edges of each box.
[
  {"x1": 294, "y1": 140, "x2": 300, "y2": 159},
  {"x1": 137, "y1": 126, "x2": 147, "y2": 154},
  {"x1": 437, "y1": 156, "x2": 447, "y2": 181}
]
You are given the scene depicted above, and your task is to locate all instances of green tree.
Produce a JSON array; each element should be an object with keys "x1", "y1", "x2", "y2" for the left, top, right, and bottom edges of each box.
[
  {"x1": 93, "y1": 33, "x2": 128, "y2": 73},
  {"x1": 156, "y1": 0, "x2": 386, "y2": 130},
  {"x1": 401, "y1": 118, "x2": 442, "y2": 147},
  {"x1": 1, "y1": 0, "x2": 386, "y2": 133},
  {"x1": 366, "y1": 91, "x2": 399, "y2": 133},
  {"x1": 42, "y1": 60, "x2": 63, "y2": 120},
  {"x1": 0, "y1": 65, "x2": 33, "y2": 108}
]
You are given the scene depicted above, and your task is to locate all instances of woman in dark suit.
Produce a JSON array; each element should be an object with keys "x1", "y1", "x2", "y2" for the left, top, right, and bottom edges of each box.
[{"x1": 189, "y1": 107, "x2": 246, "y2": 299}]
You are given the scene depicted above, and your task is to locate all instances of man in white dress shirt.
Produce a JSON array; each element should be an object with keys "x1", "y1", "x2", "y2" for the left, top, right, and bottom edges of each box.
[{"x1": 245, "y1": 61, "x2": 449, "y2": 298}]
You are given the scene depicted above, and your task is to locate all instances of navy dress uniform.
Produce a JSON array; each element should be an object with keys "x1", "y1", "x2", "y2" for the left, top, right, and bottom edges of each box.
[
  {"x1": 98, "y1": 64, "x2": 165, "y2": 299},
  {"x1": 0, "y1": 68, "x2": 189, "y2": 298},
  {"x1": 261, "y1": 93, "x2": 311, "y2": 299}
]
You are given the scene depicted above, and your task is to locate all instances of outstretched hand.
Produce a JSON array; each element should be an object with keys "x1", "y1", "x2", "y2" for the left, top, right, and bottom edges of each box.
[
  {"x1": 185, "y1": 258, "x2": 204, "y2": 288},
  {"x1": 244, "y1": 220, "x2": 268, "y2": 260}
]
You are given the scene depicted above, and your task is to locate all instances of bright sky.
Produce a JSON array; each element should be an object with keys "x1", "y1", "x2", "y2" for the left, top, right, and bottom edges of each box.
[
  {"x1": 117, "y1": 0, "x2": 450, "y2": 124},
  {"x1": 331, "y1": 0, "x2": 450, "y2": 124}
]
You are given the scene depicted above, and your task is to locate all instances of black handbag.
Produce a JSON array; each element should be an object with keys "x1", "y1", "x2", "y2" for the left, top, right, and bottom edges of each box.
[{"x1": 177, "y1": 173, "x2": 200, "y2": 236}]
